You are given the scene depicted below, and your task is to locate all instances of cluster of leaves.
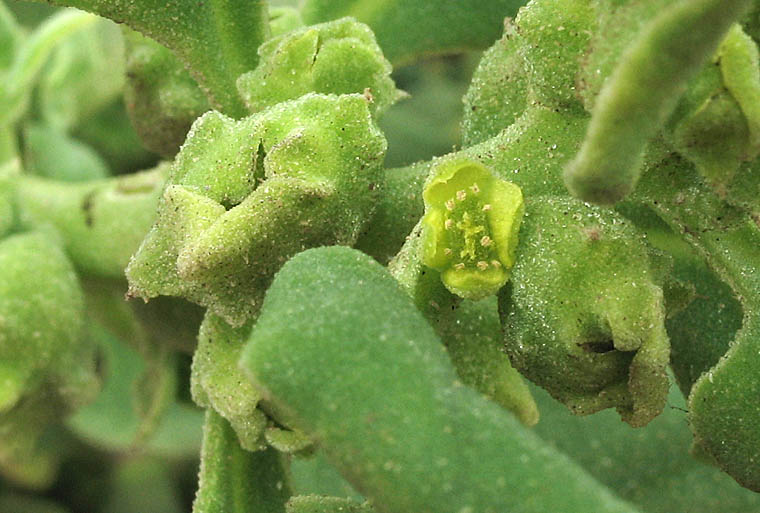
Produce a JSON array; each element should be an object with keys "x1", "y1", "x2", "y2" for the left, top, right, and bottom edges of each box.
[{"x1": 2, "y1": 0, "x2": 760, "y2": 512}]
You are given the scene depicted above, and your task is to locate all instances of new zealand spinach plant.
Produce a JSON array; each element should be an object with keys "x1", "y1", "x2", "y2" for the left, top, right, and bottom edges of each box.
[{"x1": 2, "y1": 0, "x2": 760, "y2": 511}]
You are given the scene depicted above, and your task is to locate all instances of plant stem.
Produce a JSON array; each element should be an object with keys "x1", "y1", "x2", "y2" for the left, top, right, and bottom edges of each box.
[{"x1": 193, "y1": 410, "x2": 291, "y2": 513}]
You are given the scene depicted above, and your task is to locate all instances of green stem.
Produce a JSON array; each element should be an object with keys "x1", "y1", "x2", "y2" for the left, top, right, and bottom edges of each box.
[
  {"x1": 193, "y1": 410, "x2": 291, "y2": 513},
  {"x1": 564, "y1": 0, "x2": 753, "y2": 204}
]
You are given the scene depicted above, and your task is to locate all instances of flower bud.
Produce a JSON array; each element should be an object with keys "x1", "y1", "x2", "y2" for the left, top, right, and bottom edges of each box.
[{"x1": 500, "y1": 197, "x2": 670, "y2": 427}]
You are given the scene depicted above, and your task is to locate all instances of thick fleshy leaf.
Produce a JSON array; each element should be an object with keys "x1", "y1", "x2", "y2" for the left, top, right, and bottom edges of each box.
[
  {"x1": 242, "y1": 246, "x2": 641, "y2": 513},
  {"x1": 128, "y1": 94, "x2": 385, "y2": 325},
  {"x1": 38, "y1": 0, "x2": 270, "y2": 116}
]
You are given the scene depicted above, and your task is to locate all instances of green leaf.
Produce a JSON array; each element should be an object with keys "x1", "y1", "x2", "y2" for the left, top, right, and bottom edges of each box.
[
  {"x1": 532, "y1": 383, "x2": 760, "y2": 513},
  {"x1": 632, "y1": 145, "x2": 760, "y2": 491},
  {"x1": 564, "y1": 0, "x2": 753, "y2": 204},
  {"x1": 68, "y1": 322, "x2": 203, "y2": 456},
  {"x1": 23, "y1": 124, "x2": 109, "y2": 181},
  {"x1": 242, "y1": 246, "x2": 641, "y2": 513},
  {"x1": 0, "y1": 8, "x2": 96, "y2": 126},
  {"x1": 37, "y1": 0, "x2": 270, "y2": 116},
  {"x1": 290, "y1": 452, "x2": 362, "y2": 500},
  {"x1": 103, "y1": 457, "x2": 184, "y2": 513},
  {"x1": 37, "y1": 17, "x2": 126, "y2": 131},
  {"x1": 0, "y1": 0, "x2": 22, "y2": 71}
]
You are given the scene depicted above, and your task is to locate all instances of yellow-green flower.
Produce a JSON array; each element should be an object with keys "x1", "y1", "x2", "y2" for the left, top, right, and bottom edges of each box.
[{"x1": 420, "y1": 158, "x2": 523, "y2": 300}]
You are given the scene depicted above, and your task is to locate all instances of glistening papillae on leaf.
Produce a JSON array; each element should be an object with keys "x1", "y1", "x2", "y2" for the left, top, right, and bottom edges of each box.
[
  {"x1": 4, "y1": 0, "x2": 760, "y2": 509},
  {"x1": 242, "y1": 246, "x2": 640, "y2": 513}
]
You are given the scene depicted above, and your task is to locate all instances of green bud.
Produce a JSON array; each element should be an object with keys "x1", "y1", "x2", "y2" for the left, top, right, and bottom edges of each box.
[
  {"x1": 421, "y1": 158, "x2": 523, "y2": 301},
  {"x1": 237, "y1": 18, "x2": 400, "y2": 117},
  {"x1": 128, "y1": 94, "x2": 386, "y2": 325},
  {"x1": 0, "y1": 231, "x2": 98, "y2": 487},
  {"x1": 123, "y1": 28, "x2": 211, "y2": 158},
  {"x1": 499, "y1": 197, "x2": 670, "y2": 427}
]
